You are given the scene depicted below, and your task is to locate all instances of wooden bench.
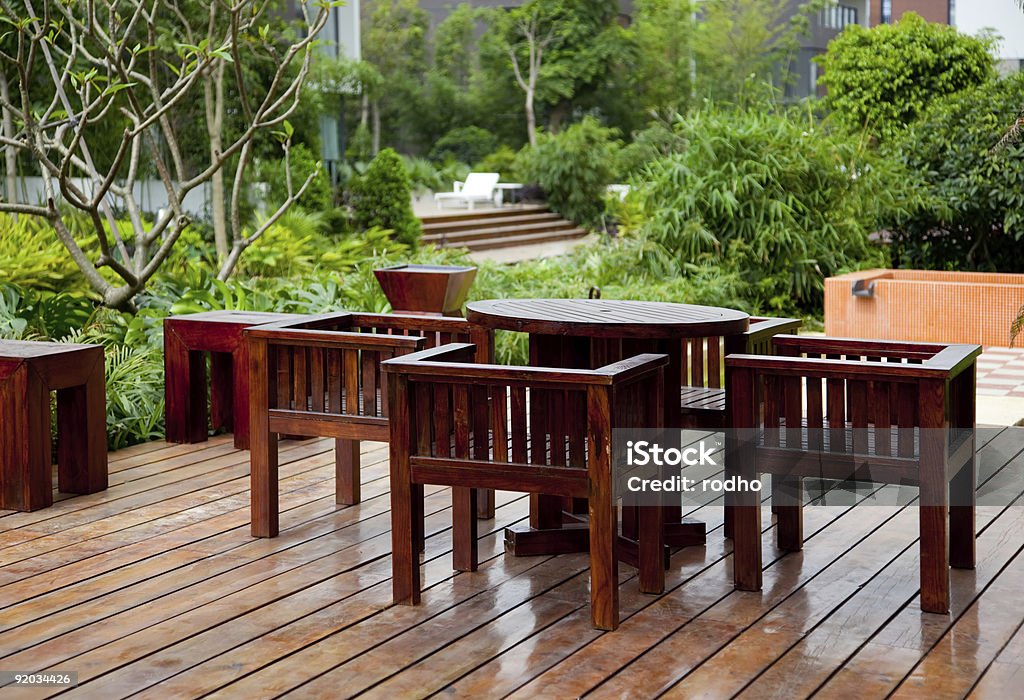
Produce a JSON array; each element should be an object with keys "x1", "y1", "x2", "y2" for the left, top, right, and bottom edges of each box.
[
  {"x1": 0, "y1": 340, "x2": 107, "y2": 511},
  {"x1": 245, "y1": 313, "x2": 495, "y2": 538},
  {"x1": 164, "y1": 310, "x2": 300, "y2": 450},
  {"x1": 383, "y1": 342, "x2": 669, "y2": 631},
  {"x1": 725, "y1": 335, "x2": 980, "y2": 614},
  {"x1": 678, "y1": 316, "x2": 802, "y2": 429}
]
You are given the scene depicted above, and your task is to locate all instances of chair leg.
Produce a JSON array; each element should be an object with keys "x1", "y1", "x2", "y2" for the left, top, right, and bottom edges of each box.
[
  {"x1": 391, "y1": 461, "x2": 420, "y2": 605},
  {"x1": 452, "y1": 486, "x2": 479, "y2": 571},
  {"x1": 774, "y1": 476, "x2": 803, "y2": 552},
  {"x1": 335, "y1": 439, "x2": 361, "y2": 505},
  {"x1": 413, "y1": 484, "x2": 425, "y2": 554},
  {"x1": 589, "y1": 483, "x2": 619, "y2": 631},
  {"x1": 949, "y1": 455, "x2": 976, "y2": 570},
  {"x1": 638, "y1": 503, "x2": 664, "y2": 594},
  {"x1": 475, "y1": 488, "x2": 495, "y2": 520}
]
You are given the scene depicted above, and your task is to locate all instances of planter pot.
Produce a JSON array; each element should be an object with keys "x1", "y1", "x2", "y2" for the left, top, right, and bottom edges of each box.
[
  {"x1": 826, "y1": 269, "x2": 1024, "y2": 346},
  {"x1": 373, "y1": 264, "x2": 478, "y2": 317}
]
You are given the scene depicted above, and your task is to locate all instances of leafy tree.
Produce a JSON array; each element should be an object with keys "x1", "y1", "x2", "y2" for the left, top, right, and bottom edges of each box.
[
  {"x1": 361, "y1": 0, "x2": 430, "y2": 153},
  {"x1": 887, "y1": 73, "x2": 1024, "y2": 272},
  {"x1": 484, "y1": 0, "x2": 626, "y2": 146},
  {"x1": 349, "y1": 148, "x2": 421, "y2": 247},
  {"x1": 0, "y1": 0, "x2": 330, "y2": 309},
  {"x1": 428, "y1": 127, "x2": 498, "y2": 165},
  {"x1": 627, "y1": 0, "x2": 696, "y2": 118},
  {"x1": 817, "y1": 13, "x2": 995, "y2": 143},
  {"x1": 693, "y1": 0, "x2": 827, "y2": 103}
]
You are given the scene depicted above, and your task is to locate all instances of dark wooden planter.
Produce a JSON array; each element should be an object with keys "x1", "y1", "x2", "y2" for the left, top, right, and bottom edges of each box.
[{"x1": 373, "y1": 264, "x2": 477, "y2": 317}]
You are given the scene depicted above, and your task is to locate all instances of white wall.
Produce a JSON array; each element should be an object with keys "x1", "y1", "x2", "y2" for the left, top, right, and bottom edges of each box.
[
  {"x1": 955, "y1": 0, "x2": 1024, "y2": 61},
  {"x1": 12, "y1": 177, "x2": 211, "y2": 219}
]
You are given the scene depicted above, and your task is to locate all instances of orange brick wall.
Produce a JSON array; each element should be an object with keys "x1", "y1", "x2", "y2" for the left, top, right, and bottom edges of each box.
[{"x1": 824, "y1": 270, "x2": 1024, "y2": 347}]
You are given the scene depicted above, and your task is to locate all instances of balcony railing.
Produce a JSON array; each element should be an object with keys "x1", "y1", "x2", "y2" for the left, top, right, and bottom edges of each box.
[{"x1": 818, "y1": 3, "x2": 859, "y2": 30}]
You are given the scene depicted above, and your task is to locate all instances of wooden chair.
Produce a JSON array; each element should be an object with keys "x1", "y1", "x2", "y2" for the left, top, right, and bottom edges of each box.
[
  {"x1": 724, "y1": 335, "x2": 980, "y2": 614},
  {"x1": 383, "y1": 342, "x2": 669, "y2": 631},
  {"x1": 246, "y1": 312, "x2": 495, "y2": 538},
  {"x1": 678, "y1": 316, "x2": 802, "y2": 430}
]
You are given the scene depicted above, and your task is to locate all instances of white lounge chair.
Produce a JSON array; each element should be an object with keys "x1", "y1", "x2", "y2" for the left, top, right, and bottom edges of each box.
[{"x1": 434, "y1": 172, "x2": 500, "y2": 210}]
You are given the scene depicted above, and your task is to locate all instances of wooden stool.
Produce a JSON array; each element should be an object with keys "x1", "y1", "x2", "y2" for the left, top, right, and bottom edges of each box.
[
  {"x1": 0, "y1": 340, "x2": 107, "y2": 511},
  {"x1": 164, "y1": 311, "x2": 299, "y2": 450}
]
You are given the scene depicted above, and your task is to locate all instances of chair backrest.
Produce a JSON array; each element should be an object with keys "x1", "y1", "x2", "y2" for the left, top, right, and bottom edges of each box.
[
  {"x1": 245, "y1": 313, "x2": 495, "y2": 438},
  {"x1": 679, "y1": 316, "x2": 802, "y2": 390},
  {"x1": 383, "y1": 343, "x2": 668, "y2": 496},
  {"x1": 460, "y1": 173, "x2": 500, "y2": 197},
  {"x1": 725, "y1": 335, "x2": 980, "y2": 472}
]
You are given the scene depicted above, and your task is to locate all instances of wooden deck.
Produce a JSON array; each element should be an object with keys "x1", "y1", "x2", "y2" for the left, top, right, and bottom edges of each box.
[{"x1": 3, "y1": 427, "x2": 1024, "y2": 698}]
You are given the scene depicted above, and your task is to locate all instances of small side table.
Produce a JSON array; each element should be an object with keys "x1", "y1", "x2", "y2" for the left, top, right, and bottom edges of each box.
[
  {"x1": 0, "y1": 340, "x2": 107, "y2": 511},
  {"x1": 164, "y1": 311, "x2": 299, "y2": 450}
]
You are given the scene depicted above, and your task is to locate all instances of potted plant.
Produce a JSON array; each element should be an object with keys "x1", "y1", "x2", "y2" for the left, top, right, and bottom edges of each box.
[{"x1": 373, "y1": 264, "x2": 478, "y2": 317}]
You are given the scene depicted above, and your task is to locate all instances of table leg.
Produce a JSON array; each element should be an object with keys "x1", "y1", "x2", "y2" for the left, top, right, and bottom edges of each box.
[
  {"x1": 506, "y1": 333, "x2": 706, "y2": 556},
  {"x1": 56, "y1": 354, "x2": 108, "y2": 495},
  {"x1": 230, "y1": 343, "x2": 252, "y2": 450},
  {"x1": 165, "y1": 326, "x2": 208, "y2": 444},
  {"x1": 0, "y1": 362, "x2": 52, "y2": 511},
  {"x1": 210, "y1": 351, "x2": 234, "y2": 434}
]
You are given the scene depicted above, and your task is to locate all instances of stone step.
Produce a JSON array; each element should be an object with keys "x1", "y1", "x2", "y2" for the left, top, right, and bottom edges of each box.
[
  {"x1": 439, "y1": 227, "x2": 590, "y2": 251},
  {"x1": 421, "y1": 211, "x2": 562, "y2": 234},
  {"x1": 419, "y1": 204, "x2": 548, "y2": 225},
  {"x1": 422, "y1": 219, "x2": 581, "y2": 244}
]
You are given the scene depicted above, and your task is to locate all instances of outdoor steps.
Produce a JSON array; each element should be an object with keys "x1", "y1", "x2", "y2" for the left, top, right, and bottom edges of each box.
[{"x1": 420, "y1": 205, "x2": 588, "y2": 251}]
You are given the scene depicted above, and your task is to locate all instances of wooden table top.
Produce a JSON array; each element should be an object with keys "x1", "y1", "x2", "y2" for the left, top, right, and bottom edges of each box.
[
  {"x1": 466, "y1": 299, "x2": 749, "y2": 338},
  {"x1": 0, "y1": 339, "x2": 100, "y2": 359}
]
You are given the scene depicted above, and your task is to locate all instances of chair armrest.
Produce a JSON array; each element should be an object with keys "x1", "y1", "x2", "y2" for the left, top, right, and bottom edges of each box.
[
  {"x1": 383, "y1": 343, "x2": 667, "y2": 388},
  {"x1": 745, "y1": 317, "x2": 802, "y2": 344},
  {"x1": 246, "y1": 312, "x2": 355, "y2": 335},
  {"x1": 247, "y1": 326, "x2": 425, "y2": 352},
  {"x1": 725, "y1": 351, "x2": 978, "y2": 381}
]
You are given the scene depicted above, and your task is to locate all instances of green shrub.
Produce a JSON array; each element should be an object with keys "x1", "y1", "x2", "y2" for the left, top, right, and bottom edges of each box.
[
  {"x1": 635, "y1": 106, "x2": 903, "y2": 311},
  {"x1": 0, "y1": 214, "x2": 88, "y2": 293},
  {"x1": 260, "y1": 143, "x2": 333, "y2": 212},
  {"x1": 520, "y1": 117, "x2": 622, "y2": 227},
  {"x1": 475, "y1": 145, "x2": 523, "y2": 181},
  {"x1": 428, "y1": 126, "x2": 498, "y2": 165},
  {"x1": 615, "y1": 120, "x2": 687, "y2": 180},
  {"x1": 817, "y1": 13, "x2": 995, "y2": 143},
  {"x1": 349, "y1": 148, "x2": 422, "y2": 247},
  {"x1": 886, "y1": 72, "x2": 1024, "y2": 271}
]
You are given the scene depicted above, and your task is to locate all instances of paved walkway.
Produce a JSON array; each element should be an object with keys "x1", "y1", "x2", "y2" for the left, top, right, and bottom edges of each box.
[{"x1": 977, "y1": 347, "x2": 1024, "y2": 398}]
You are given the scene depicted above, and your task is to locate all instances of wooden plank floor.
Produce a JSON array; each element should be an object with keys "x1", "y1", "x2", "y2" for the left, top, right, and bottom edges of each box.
[{"x1": 2, "y1": 427, "x2": 1024, "y2": 698}]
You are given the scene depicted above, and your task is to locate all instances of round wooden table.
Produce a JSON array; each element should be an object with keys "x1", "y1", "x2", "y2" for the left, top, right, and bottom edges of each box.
[{"x1": 467, "y1": 298, "x2": 751, "y2": 555}]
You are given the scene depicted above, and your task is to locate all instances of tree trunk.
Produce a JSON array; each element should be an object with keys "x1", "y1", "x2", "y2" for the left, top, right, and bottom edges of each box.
[
  {"x1": 371, "y1": 100, "x2": 381, "y2": 155},
  {"x1": 548, "y1": 100, "x2": 571, "y2": 134},
  {"x1": 206, "y1": 64, "x2": 229, "y2": 262},
  {"x1": 0, "y1": 73, "x2": 17, "y2": 219},
  {"x1": 525, "y1": 89, "x2": 536, "y2": 147}
]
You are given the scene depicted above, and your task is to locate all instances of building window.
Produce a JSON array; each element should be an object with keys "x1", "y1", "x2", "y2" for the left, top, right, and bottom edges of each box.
[
  {"x1": 949, "y1": 0, "x2": 956, "y2": 24},
  {"x1": 881, "y1": 0, "x2": 892, "y2": 24}
]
